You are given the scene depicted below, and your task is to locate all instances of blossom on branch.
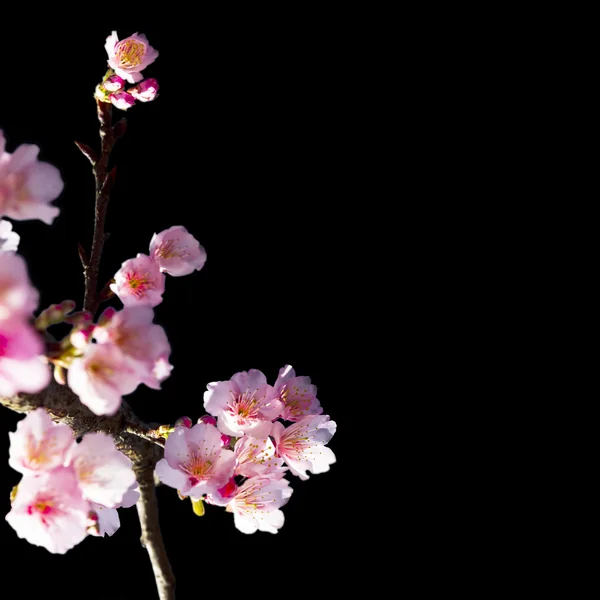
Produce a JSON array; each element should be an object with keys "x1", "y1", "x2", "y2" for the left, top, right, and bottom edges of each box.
[
  {"x1": 203, "y1": 369, "x2": 282, "y2": 437},
  {"x1": 111, "y1": 253, "x2": 166, "y2": 307},
  {"x1": 149, "y1": 225, "x2": 206, "y2": 276},
  {"x1": 273, "y1": 364, "x2": 323, "y2": 422},
  {"x1": 155, "y1": 423, "x2": 235, "y2": 498},
  {"x1": 105, "y1": 31, "x2": 159, "y2": 84},
  {"x1": 129, "y1": 78, "x2": 159, "y2": 102},
  {"x1": 271, "y1": 415, "x2": 337, "y2": 480},
  {"x1": 0, "y1": 130, "x2": 63, "y2": 224}
]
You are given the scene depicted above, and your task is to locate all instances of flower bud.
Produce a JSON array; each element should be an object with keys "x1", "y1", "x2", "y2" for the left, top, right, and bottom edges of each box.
[
  {"x1": 174, "y1": 416, "x2": 192, "y2": 429},
  {"x1": 110, "y1": 92, "x2": 136, "y2": 111},
  {"x1": 128, "y1": 78, "x2": 159, "y2": 102},
  {"x1": 104, "y1": 75, "x2": 125, "y2": 92},
  {"x1": 198, "y1": 415, "x2": 216, "y2": 426},
  {"x1": 97, "y1": 306, "x2": 117, "y2": 327},
  {"x1": 220, "y1": 434, "x2": 232, "y2": 448}
]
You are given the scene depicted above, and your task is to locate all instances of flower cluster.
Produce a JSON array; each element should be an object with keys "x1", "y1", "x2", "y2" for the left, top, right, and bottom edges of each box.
[
  {"x1": 6, "y1": 409, "x2": 137, "y2": 553},
  {"x1": 57, "y1": 305, "x2": 173, "y2": 416},
  {"x1": 0, "y1": 252, "x2": 50, "y2": 396},
  {"x1": 111, "y1": 225, "x2": 206, "y2": 308},
  {"x1": 155, "y1": 366, "x2": 336, "y2": 534},
  {"x1": 0, "y1": 129, "x2": 63, "y2": 224},
  {"x1": 95, "y1": 32, "x2": 159, "y2": 111}
]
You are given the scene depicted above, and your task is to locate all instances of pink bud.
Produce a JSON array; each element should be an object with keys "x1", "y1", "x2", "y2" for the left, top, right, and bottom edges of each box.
[
  {"x1": 198, "y1": 415, "x2": 216, "y2": 426},
  {"x1": 110, "y1": 92, "x2": 136, "y2": 111},
  {"x1": 174, "y1": 416, "x2": 192, "y2": 429},
  {"x1": 70, "y1": 324, "x2": 96, "y2": 349},
  {"x1": 97, "y1": 306, "x2": 117, "y2": 327},
  {"x1": 128, "y1": 78, "x2": 159, "y2": 102},
  {"x1": 220, "y1": 434, "x2": 232, "y2": 448},
  {"x1": 217, "y1": 477, "x2": 238, "y2": 500},
  {"x1": 104, "y1": 75, "x2": 125, "y2": 92}
]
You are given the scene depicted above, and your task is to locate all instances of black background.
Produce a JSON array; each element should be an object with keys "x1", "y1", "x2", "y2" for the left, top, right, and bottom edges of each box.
[{"x1": 1, "y1": 11, "x2": 363, "y2": 599}]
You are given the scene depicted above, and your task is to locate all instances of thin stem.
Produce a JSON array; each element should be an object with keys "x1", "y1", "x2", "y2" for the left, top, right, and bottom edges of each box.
[
  {"x1": 126, "y1": 422, "x2": 166, "y2": 447},
  {"x1": 136, "y1": 468, "x2": 176, "y2": 600},
  {"x1": 83, "y1": 99, "x2": 117, "y2": 314}
]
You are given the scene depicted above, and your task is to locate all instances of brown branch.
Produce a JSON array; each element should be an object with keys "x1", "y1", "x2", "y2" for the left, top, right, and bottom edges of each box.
[
  {"x1": 125, "y1": 422, "x2": 166, "y2": 447},
  {"x1": 82, "y1": 99, "x2": 119, "y2": 315},
  {"x1": 136, "y1": 468, "x2": 176, "y2": 600}
]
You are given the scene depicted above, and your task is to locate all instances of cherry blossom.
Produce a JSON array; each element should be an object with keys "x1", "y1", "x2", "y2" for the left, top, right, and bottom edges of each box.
[
  {"x1": 88, "y1": 503, "x2": 120, "y2": 537},
  {"x1": 0, "y1": 252, "x2": 39, "y2": 320},
  {"x1": 129, "y1": 78, "x2": 159, "y2": 102},
  {"x1": 8, "y1": 408, "x2": 74, "y2": 475},
  {"x1": 155, "y1": 423, "x2": 235, "y2": 498},
  {"x1": 66, "y1": 433, "x2": 136, "y2": 508},
  {"x1": 6, "y1": 467, "x2": 89, "y2": 554},
  {"x1": 110, "y1": 253, "x2": 165, "y2": 307},
  {"x1": 0, "y1": 131, "x2": 63, "y2": 224},
  {"x1": 67, "y1": 343, "x2": 140, "y2": 416},
  {"x1": 274, "y1": 365, "x2": 323, "y2": 422},
  {"x1": 0, "y1": 320, "x2": 51, "y2": 396},
  {"x1": 224, "y1": 476, "x2": 292, "y2": 534},
  {"x1": 271, "y1": 415, "x2": 336, "y2": 480},
  {"x1": 234, "y1": 436, "x2": 286, "y2": 479},
  {"x1": 105, "y1": 31, "x2": 159, "y2": 84},
  {"x1": 204, "y1": 370, "x2": 282, "y2": 437},
  {"x1": 0, "y1": 219, "x2": 19, "y2": 252},
  {"x1": 149, "y1": 225, "x2": 207, "y2": 277},
  {"x1": 103, "y1": 75, "x2": 125, "y2": 92},
  {"x1": 94, "y1": 306, "x2": 172, "y2": 389}
]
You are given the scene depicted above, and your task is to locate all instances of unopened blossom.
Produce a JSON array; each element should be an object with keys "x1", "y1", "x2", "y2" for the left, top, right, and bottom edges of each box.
[
  {"x1": 6, "y1": 467, "x2": 89, "y2": 554},
  {"x1": 129, "y1": 78, "x2": 159, "y2": 102},
  {"x1": 271, "y1": 415, "x2": 336, "y2": 481},
  {"x1": 0, "y1": 131, "x2": 63, "y2": 224},
  {"x1": 198, "y1": 415, "x2": 216, "y2": 426},
  {"x1": 94, "y1": 306, "x2": 172, "y2": 389},
  {"x1": 105, "y1": 31, "x2": 159, "y2": 84},
  {"x1": 110, "y1": 91, "x2": 136, "y2": 111},
  {"x1": 0, "y1": 219, "x2": 19, "y2": 252},
  {"x1": 110, "y1": 253, "x2": 165, "y2": 307},
  {"x1": 8, "y1": 409, "x2": 74, "y2": 475},
  {"x1": 103, "y1": 75, "x2": 125, "y2": 92},
  {"x1": 0, "y1": 252, "x2": 39, "y2": 320},
  {"x1": 274, "y1": 365, "x2": 323, "y2": 422},
  {"x1": 155, "y1": 423, "x2": 235, "y2": 498},
  {"x1": 67, "y1": 343, "x2": 140, "y2": 416},
  {"x1": 204, "y1": 370, "x2": 282, "y2": 438},
  {"x1": 66, "y1": 433, "x2": 136, "y2": 508},
  {"x1": 234, "y1": 436, "x2": 286, "y2": 479},
  {"x1": 149, "y1": 225, "x2": 207, "y2": 277},
  {"x1": 0, "y1": 320, "x2": 50, "y2": 396},
  {"x1": 224, "y1": 476, "x2": 292, "y2": 534}
]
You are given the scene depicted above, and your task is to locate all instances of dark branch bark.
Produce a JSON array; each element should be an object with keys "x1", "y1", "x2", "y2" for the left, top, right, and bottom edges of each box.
[
  {"x1": 83, "y1": 99, "x2": 118, "y2": 315},
  {"x1": 136, "y1": 469, "x2": 176, "y2": 600}
]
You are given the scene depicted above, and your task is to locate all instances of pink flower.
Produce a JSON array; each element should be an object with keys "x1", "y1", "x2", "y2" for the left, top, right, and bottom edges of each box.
[
  {"x1": 0, "y1": 320, "x2": 51, "y2": 396},
  {"x1": 94, "y1": 306, "x2": 172, "y2": 389},
  {"x1": 120, "y1": 482, "x2": 140, "y2": 508},
  {"x1": 0, "y1": 219, "x2": 19, "y2": 252},
  {"x1": 274, "y1": 365, "x2": 323, "y2": 422},
  {"x1": 66, "y1": 433, "x2": 136, "y2": 508},
  {"x1": 8, "y1": 409, "x2": 74, "y2": 475},
  {"x1": 0, "y1": 252, "x2": 39, "y2": 320},
  {"x1": 88, "y1": 503, "x2": 120, "y2": 537},
  {"x1": 67, "y1": 343, "x2": 140, "y2": 416},
  {"x1": 271, "y1": 415, "x2": 336, "y2": 480},
  {"x1": 105, "y1": 31, "x2": 159, "y2": 84},
  {"x1": 234, "y1": 435, "x2": 286, "y2": 479},
  {"x1": 0, "y1": 131, "x2": 63, "y2": 224},
  {"x1": 110, "y1": 253, "x2": 165, "y2": 307},
  {"x1": 223, "y1": 476, "x2": 292, "y2": 534},
  {"x1": 110, "y1": 91, "x2": 136, "y2": 111},
  {"x1": 149, "y1": 225, "x2": 207, "y2": 277},
  {"x1": 154, "y1": 423, "x2": 235, "y2": 498},
  {"x1": 6, "y1": 467, "x2": 90, "y2": 554},
  {"x1": 204, "y1": 370, "x2": 282, "y2": 438},
  {"x1": 103, "y1": 75, "x2": 125, "y2": 92},
  {"x1": 129, "y1": 78, "x2": 159, "y2": 102}
]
